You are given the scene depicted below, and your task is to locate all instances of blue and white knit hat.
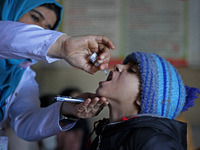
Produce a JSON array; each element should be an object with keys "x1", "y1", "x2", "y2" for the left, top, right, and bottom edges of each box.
[{"x1": 123, "y1": 51, "x2": 200, "y2": 119}]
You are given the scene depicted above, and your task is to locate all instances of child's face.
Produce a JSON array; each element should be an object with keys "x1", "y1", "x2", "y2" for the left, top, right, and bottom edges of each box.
[{"x1": 96, "y1": 61, "x2": 141, "y2": 105}]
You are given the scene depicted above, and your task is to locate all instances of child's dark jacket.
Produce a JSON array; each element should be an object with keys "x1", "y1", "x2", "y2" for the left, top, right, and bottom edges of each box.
[{"x1": 90, "y1": 116, "x2": 187, "y2": 150}]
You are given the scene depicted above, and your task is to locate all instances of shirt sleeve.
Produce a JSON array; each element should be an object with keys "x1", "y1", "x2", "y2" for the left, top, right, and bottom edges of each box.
[
  {"x1": 0, "y1": 21, "x2": 64, "y2": 63},
  {"x1": 7, "y1": 67, "x2": 76, "y2": 141}
]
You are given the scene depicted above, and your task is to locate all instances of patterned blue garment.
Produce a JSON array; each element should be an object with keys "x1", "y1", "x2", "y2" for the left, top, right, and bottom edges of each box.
[{"x1": 0, "y1": 0, "x2": 62, "y2": 121}]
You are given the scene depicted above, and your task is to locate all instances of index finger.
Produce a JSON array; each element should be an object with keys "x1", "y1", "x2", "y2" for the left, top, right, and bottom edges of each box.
[{"x1": 96, "y1": 36, "x2": 115, "y2": 50}]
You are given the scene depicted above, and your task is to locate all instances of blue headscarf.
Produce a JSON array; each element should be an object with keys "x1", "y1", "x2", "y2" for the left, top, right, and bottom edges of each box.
[
  {"x1": 0, "y1": 0, "x2": 63, "y2": 29},
  {"x1": 0, "y1": 0, "x2": 63, "y2": 121}
]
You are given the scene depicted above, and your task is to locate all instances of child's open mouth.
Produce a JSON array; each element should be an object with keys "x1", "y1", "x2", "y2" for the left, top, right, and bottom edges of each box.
[
  {"x1": 98, "y1": 71, "x2": 113, "y2": 86},
  {"x1": 106, "y1": 71, "x2": 113, "y2": 81}
]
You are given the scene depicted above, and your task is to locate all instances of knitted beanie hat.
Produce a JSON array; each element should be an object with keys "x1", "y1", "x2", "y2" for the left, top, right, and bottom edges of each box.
[{"x1": 123, "y1": 51, "x2": 200, "y2": 119}]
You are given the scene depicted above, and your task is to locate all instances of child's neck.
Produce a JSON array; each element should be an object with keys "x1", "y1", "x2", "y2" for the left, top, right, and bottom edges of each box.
[{"x1": 108, "y1": 103, "x2": 139, "y2": 123}]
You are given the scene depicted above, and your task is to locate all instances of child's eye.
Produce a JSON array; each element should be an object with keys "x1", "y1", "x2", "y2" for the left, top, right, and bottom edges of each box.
[
  {"x1": 128, "y1": 68, "x2": 136, "y2": 74},
  {"x1": 31, "y1": 15, "x2": 39, "y2": 22}
]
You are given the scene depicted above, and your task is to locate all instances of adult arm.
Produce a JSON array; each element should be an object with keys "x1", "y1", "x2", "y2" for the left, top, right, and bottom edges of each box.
[
  {"x1": 0, "y1": 21, "x2": 115, "y2": 74},
  {"x1": 7, "y1": 67, "x2": 71, "y2": 141},
  {"x1": 7, "y1": 67, "x2": 108, "y2": 141},
  {"x1": 0, "y1": 21, "x2": 62, "y2": 63}
]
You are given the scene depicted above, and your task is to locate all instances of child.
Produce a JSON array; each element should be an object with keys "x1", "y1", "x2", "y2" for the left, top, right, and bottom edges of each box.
[{"x1": 89, "y1": 51, "x2": 200, "y2": 150}]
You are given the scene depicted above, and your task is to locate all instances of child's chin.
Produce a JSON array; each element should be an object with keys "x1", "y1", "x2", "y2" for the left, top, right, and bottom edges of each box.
[
  {"x1": 95, "y1": 88, "x2": 104, "y2": 97},
  {"x1": 95, "y1": 88, "x2": 100, "y2": 96}
]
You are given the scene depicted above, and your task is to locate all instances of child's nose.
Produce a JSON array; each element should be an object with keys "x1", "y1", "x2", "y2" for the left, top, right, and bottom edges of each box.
[{"x1": 114, "y1": 64, "x2": 123, "y2": 72}]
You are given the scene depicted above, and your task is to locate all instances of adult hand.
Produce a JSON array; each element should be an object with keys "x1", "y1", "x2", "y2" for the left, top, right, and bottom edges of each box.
[
  {"x1": 48, "y1": 35, "x2": 115, "y2": 74},
  {"x1": 60, "y1": 93, "x2": 109, "y2": 118}
]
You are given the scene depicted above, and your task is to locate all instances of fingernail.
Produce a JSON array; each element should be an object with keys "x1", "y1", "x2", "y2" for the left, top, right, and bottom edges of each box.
[
  {"x1": 100, "y1": 55, "x2": 105, "y2": 59},
  {"x1": 98, "y1": 60, "x2": 103, "y2": 64}
]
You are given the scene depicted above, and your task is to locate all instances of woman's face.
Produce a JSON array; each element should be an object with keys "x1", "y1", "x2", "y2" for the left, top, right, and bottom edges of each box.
[
  {"x1": 96, "y1": 61, "x2": 141, "y2": 105},
  {"x1": 18, "y1": 6, "x2": 57, "y2": 30}
]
